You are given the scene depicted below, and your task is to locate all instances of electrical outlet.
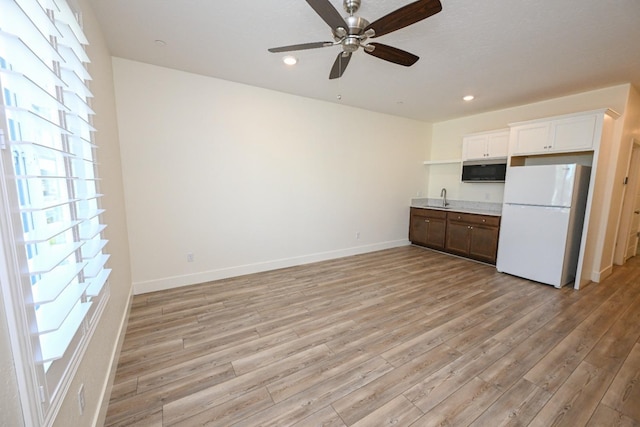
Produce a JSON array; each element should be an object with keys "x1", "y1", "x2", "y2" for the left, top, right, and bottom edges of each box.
[
  {"x1": 78, "y1": 384, "x2": 85, "y2": 415},
  {"x1": 187, "y1": 252, "x2": 194, "y2": 262}
]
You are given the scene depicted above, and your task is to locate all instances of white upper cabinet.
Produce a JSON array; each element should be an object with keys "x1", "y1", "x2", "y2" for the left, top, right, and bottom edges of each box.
[
  {"x1": 510, "y1": 111, "x2": 602, "y2": 156},
  {"x1": 551, "y1": 114, "x2": 598, "y2": 152},
  {"x1": 510, "y1": 122, "x2": 552, "y2": 155},
  {"x1": 462, "y1": 130, "x2": 509, "y2": 161}
]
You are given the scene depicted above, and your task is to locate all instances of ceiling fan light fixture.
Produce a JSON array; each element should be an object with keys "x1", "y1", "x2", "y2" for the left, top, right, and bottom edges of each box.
[{"x1": 283, "y1": 55, "x2": 298, "y2": 66}]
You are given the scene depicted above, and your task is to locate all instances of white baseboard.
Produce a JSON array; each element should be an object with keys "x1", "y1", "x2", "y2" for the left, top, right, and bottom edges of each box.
[
  {"x1": 93, "y1": 285, "x2": 134, "y2": 427},
  {"x1": 133, "y1": 240, "x2": 410, "y2": 295},
  {"x1": 591, "y1": 264, "x2": 613, "y2": 283}
]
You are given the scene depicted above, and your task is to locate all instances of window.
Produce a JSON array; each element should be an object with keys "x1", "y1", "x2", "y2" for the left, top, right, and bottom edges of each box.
[{"x1": 0, "y1": 0, "x2": 110, "y2": 424}]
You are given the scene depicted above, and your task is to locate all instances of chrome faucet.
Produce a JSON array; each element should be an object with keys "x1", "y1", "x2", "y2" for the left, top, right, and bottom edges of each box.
[{"x1": 440, "y1": 187, "x2": 449, "y2": 207}]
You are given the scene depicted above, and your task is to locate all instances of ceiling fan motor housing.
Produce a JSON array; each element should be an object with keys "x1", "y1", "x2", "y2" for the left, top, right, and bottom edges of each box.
[
  {"x1": 345, "y1": 15, "x2": 369, "y2": 35},
  {"x1": 333, "y1": 15, "x2": 370, "y2": 52}
]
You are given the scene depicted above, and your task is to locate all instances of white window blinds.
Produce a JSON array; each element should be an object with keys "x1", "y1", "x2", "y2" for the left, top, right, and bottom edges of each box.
[{"x1": 0, "y1": 0, "x2": 110, "y2": 423}]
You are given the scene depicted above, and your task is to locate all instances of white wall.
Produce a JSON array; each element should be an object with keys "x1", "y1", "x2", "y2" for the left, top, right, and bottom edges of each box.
[
  {"x1": 111, "y1": 58, "x2": 431, "y2": 294},
  {"x1": 426, "y1": 85, "x2": 632, "y2": 202}
]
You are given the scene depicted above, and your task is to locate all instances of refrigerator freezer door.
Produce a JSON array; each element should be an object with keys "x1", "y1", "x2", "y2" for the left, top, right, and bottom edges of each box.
[
  {"x1": 496, "y1": 204, "x2": 571, "y2": 287},
  {"x1": 503, "y1": 164, "x2": 576, "y2": 207}
]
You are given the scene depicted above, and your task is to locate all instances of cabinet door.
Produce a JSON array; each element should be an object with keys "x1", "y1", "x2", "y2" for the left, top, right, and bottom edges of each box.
[
  {"x1": 445, "y1": 220, "x2": 470, "y2": 255},
  {"x1": 486, "y1": 131, "x2": 509, "y2": 158},
  {"x1": 425, "y1": 217, "x2": 446, "y2": 249},
  {"x1": 550, "y1": 114, "x2": 597, "y2": 152},
  {"x1": 410, "y1": 210, "x2": 447, "y2": 250},
  {"x1": 468, "y1": 225, "x2": 500, "y2": 264},
  {"x1": 409, "y1": 213, "x2": 428, "y2": 246},
  {"x1": 462, "y1": 135, "x2": 489, "y2": 161},
  {"x1": 511, "y1": 122, "x2": 552, "y2": 155}
]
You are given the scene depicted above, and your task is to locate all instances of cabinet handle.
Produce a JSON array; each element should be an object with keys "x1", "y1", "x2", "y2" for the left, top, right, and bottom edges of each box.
[
  {"x1": 425, "y1": 219, "x2": 430, "y2": 223},
  {"x1": 482, "y1": 219, "x2": 486, "y2": 222}
]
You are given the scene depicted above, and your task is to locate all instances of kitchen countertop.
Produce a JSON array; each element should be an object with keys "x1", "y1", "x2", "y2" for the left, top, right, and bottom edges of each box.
[{"x1": 410, "y1": 198, "x2": 502, "y2": 217}]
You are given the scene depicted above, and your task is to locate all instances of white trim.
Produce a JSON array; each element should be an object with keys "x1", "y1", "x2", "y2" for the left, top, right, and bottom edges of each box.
[
  {"x1": 613, "y1": 138, "x2": 640, "y2": 264},
  {"x1": 423, "y1": 159, "x2": 461, "y2": 165},
  {"x1": 591, "y1": 264, "x2": 613, "y2": 283},
  {"x1": 133, "y1": 239, "x2": 410, "y2": 295},
  {"x1": 93, "y1": 285, "x2": 133, "y2": 427},
  {"x1": 0, "y1": 126, "x2": 40, "y2": 426},
  {"x1": 509, "y1": 108, "x2": 621, "y2": 127}
]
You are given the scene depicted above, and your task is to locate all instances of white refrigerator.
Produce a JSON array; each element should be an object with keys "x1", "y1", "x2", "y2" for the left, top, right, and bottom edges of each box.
[{"x1": 496, "y1": 164, "x2": 591, "y2": 288}]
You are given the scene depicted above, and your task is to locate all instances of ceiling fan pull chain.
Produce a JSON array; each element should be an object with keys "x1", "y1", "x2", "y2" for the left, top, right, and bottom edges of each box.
[{"x1": 337, "y1": 54, "x2": 342, "y2": 99}]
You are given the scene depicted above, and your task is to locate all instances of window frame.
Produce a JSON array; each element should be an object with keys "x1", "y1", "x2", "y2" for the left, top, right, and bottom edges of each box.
[{"x1": 0, "y1": 0, "x2": 111, "y2": 424}]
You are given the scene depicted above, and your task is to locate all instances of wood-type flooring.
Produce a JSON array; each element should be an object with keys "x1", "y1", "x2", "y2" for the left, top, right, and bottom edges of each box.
[{"x1": 105, "y1": 246, "x2": 640, "y2": 426}]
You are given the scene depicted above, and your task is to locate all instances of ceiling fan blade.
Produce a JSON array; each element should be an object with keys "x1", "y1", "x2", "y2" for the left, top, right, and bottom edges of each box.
[
  {"x1": 365, "y1": 43, "x2": 419, "y2": 66},
  {"x1": 366, "y1": 0, "x2": 442, "y2": 38},
  {"x1": 268, "y1": 41, "x2": 333, "y2": 53},
  {"x1": 329, "y1": 52, "x2": 352, "y2": 79},
  {"x1": 305, "y1": 0, "x2": 349, "y2": 31}
]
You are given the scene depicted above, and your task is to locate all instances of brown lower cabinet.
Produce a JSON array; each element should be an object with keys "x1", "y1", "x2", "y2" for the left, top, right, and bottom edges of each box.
[
  {"x1": 409, "y1": 207, "x2": 501, "y2": 264},
  {"x1": 409, "y1": 208, "x2": 447, "y2": 250}
]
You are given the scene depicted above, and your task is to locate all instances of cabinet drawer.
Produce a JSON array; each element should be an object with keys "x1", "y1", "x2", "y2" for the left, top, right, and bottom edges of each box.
[
  {"x1": 411, "y1": 207, "x2": 447, "y2": 220},
  {"x1": 447, "y1": 212, "x2": 500, "y2": 227}
]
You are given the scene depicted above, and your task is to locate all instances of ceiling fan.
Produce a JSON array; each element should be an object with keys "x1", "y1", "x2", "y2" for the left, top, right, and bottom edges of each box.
[{"x1": 268, "y1": 0, "x2": 442, "y2": 79}]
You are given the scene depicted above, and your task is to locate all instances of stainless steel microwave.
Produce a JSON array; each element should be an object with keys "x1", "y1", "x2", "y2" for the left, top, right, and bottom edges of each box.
[{"x1": 461, "y1": 160, "x2": 507, "y2": 182}]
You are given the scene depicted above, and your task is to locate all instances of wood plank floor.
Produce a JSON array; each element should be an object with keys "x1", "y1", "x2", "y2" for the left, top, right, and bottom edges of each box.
[{"x1": 105, "y1": 246, "x2": 640, "y2": 426}]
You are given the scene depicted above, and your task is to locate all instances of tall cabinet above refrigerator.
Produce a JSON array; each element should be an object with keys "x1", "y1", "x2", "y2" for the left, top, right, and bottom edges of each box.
[{"x1": 496, "y1": 164, "x2": 591, "y2": 288}]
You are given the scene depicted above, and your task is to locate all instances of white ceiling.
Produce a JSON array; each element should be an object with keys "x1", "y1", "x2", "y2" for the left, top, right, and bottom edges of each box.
[{"x1": 87, "y1": 0, "x2": 640, "y2": 122}]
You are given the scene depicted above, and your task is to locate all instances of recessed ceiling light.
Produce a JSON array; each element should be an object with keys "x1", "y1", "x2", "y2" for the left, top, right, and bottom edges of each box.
[
  {"x1": 463, "y1": 95, "x2": 475, "y2": 102},
  {"x1": 283, "y1": 56, "x2": 298, "y2": 66}
]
